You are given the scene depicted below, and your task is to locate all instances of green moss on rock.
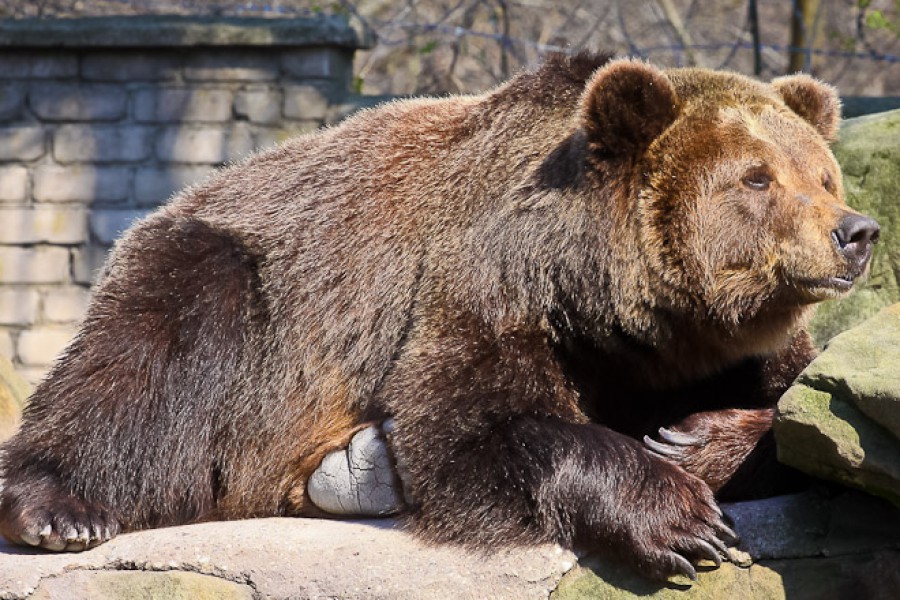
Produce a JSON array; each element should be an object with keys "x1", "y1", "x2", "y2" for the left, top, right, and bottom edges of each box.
[
  {"x1": 30, "y1": 571, "x2": 253, "y2": 600},
  {"x1": 776, "y1": 305, "x2": 900, "y2": 506}
]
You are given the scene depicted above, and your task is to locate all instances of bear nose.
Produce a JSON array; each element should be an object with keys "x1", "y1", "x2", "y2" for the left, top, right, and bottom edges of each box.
[{"x1": 833, "y1": 214, "x2": 880, "y2": 272}]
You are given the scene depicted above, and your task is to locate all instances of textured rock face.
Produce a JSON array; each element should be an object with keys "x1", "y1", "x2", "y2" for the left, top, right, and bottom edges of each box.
[
  {"x1": 809, "y1": 109, "x2": 900, "y2": 345},
  {"x1": 0, "y1": 518, "x2": 576, "y2": 600},
  {"x1": 552, "y1": 491, "x2": 900, "y2": 600},
  {"x1": 776, "y1": 304, "x2": 900, "y2": 506},
  {"x1": 2, "y1": 491, "x2": 896, "y2": 600}
]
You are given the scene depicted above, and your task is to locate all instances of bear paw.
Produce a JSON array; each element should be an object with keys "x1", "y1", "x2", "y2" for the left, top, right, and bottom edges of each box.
[
  {"x1": 642, "y1": 408, "x2": 774, "y2": 493},
  {"x1": 622, "y1": 460, "x2": 739, "y2": 581},
  {"x1": 0, "y1": 485, "x2": 119, "y2": 552}
]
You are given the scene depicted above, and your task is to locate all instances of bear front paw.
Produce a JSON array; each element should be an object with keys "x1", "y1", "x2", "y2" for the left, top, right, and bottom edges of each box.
[
  {"x1": 0, "y1": 486, "x2": 119, "y2": 551},
  {"x1": 614, "y1": 458, "x2": 739, "y2": 581},
  {"x1": 643, "y1": 408, "x2": 774, "y2": 493}
]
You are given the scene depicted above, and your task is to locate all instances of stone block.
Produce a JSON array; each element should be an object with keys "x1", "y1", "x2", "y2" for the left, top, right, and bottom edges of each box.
[
  {"x1": 226, "y1": 122, "x2": 257, "y2": 161},
  {"x1": 134, "y1": 87, "x2": 233, "y2": 123},
  {"x1": 156, "y1": 126, "x2": 228, "y2": 164},
  {"x1": 17, "y1": 366, "x2": 49, "y2": 388},
  {"x1": 281, "y1": 48, "x2": 353, "y2": 82},
  {"x1": 53, "y1": 125, "x2": 151, "y2": 164},
  {"x1": 184, "y1": 50, "x2": 279, "y2": 82},
  {"x1": 283, "y1": 85, "x2": 328, "y2": 121},
  {"x1": 0, "y1": 53, "x2": 78, "y2": 79},
  {"x1": 16, "y1": 326, "x2": 77, "y2": 367},
  {"x1": 0, "y1": 167, "x2": 28, "y2": 203},
  {"x1": 0, "y1": 289, "x2": 40, "y2": 325},
  {"x1": 253, "y1": 122, "x2": 320, "y2": 149},
  {"x1": 72, "y1": 245, "x2": 110, "y2": 285},
  {"x1": 234, "y1": 88, "x2": 282, "y2": 124},
  {"x1": 0, "y1": 126, "x2": 45, "y2": 161},
  {"x1": 0, "y1": 247, "x2": 70, "y2": 284},
  {"x1": 90, "y1": 209, "x2": 150, "y2": 245},
  {"x1": 81, "y1": 51, "x2": 182, "y2": 81},
  {"x1": 0, "y1": 207, "x2": 87, "y2": 244},
  {"x1": 0, "y1": 329, "x2": 12, "y2": 361},
  {"x1": 30, "y1": 570, "x2": 255, "y2": 600},
  {"x1": 134, "y1": 165, "x2": 214, "y2": 206},
  {"x1": 42, "y1": 286, "x2": 91, "y2": 324},
  {"x1": 0, "y1": 84, "x2": 25, "y2": 121},
  {"x1": 29, "y1": 83, "x2": 127, "y2": 122},
  {"x1": 33, "y1": 165, "x2": 130, "y2": 203}
]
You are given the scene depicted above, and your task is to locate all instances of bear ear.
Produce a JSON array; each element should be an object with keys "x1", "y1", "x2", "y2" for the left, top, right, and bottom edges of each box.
[
  {"x1": 771, "y1": 74, "x2": 842, "y2": 142},
  {"x1": 580, "y1": 59, "x2": 679, "y2": 160}
]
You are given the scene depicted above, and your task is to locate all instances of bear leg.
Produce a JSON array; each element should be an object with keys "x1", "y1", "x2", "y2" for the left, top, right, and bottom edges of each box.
[
  {"x1": 0, "y1": 215, "x2": 262, "y2": 549},
  {"x1": 381, "y1": 318, "x2": 737, "y2": 581}
]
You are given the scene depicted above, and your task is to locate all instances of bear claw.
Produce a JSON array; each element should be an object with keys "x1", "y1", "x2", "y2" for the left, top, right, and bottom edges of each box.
[
  {"x1": 643, "y1": 434, "x2": 686, "y2": 458},
  {"x1": 658, "y1": 427, "x2": 699, "y2": 446},
  {"x1": 693, "y1": 539, "x2": 723, "y2": 566},
  {"x1": 669, "y1": 553, "x2": 698, "y2": 581}
]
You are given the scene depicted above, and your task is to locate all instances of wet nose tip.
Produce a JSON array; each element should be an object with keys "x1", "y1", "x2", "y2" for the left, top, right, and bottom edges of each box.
[{"x1": 834, "y1": 214, "x2": 880, "y2": 248}]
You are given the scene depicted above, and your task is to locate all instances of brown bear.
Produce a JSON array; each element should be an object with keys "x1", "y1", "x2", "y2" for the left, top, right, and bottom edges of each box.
[{"x1": 0, "y1": 53, "x2": 879, "y2": 581}]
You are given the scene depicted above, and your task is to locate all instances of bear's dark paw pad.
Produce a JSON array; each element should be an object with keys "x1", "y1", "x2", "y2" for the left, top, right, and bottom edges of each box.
[{"x1": 2, "y1": 496, "x2": 120, "y2": 552}]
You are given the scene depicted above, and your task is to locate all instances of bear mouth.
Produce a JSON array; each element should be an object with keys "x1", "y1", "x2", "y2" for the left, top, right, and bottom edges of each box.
[{"x1": 796, "y1": 275, "x2": 855, "y2": 299}]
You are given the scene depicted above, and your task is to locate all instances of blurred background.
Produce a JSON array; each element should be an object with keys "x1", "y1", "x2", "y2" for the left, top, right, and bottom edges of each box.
[{"x1": 4, "y1": 0, "x2": 900, "y2": 96}]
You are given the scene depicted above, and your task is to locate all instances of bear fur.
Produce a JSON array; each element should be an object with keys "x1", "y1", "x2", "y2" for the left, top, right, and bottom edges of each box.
[{"x1": 0, "y1": 53, "x2": 879, "y2": 580}]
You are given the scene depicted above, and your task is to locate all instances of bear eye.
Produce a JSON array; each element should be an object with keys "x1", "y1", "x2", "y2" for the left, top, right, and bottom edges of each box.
[
  {"x1": 822, "y1": 172, "x2": 835, "y2": 193},
  {"x1": 742, "y1": 168, "x2": 772, "y2": 191}
]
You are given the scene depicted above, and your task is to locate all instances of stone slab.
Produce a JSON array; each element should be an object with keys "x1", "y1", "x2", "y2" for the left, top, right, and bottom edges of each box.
[
  {"x1": 0, "y1": 518, "x2": 575, "y2": 600},
  {"x1": 0, "y1": 16, "x2": 373, "y2": 49}
]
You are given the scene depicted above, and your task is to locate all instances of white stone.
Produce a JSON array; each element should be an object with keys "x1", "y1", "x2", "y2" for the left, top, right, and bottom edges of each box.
[
  {"x1": 0, "y1": 207, "x2": 87, "y2": 244},
  {"x1": 134, "y1": 87, "x2": 233, "y2": 123},
  {"x1": 42, "y1": 287, "x2": 91, "y2": 324},
  {"x1": 17, "y1": 326, "x2": 77, "y2": 367},
  {"x1": 0, "y1": 328, "x2": 13, "y2": 360},
  {"x1": 90, "y1": 209, "x2": 150, "y2": 246},
  {"x1": 53, "y1": 125, "x2": 151, "y2": 164},
  {"x1": 283, "y1": 86, "x2": 328, "y2": 121},
  {"x1": 134, "y1": 166, "x2": 214, "y2": 206},
  {"x1": 33, "y1": 165, "x2": 130, "y2": 203},
  {"x1": 156, "y1": 127, "x2": 228, "y2": 164},
  {"x1": 0, "y1": 289, "x2": 40, "y2": 325},
  {"x1": 71, "y1": 245, "x2": 111, "y2": 286},
  {"x1": 17, "y1": 366, "x2": 50, "y2": 388},
  {"x1": 0, "y1": 247, "x2": 70, "y2": 284},
  {"x1": 0, "y1": 126, "x2": 45, "y2": 161},
  {"x1": 308, "y1": 424, "x2": 405, "y2": 516},
  {"x1": 29, "y1": 83, "x2": 126, "y2": 121},
  {"x1": 0, "y1": 166, "x2": 28, "y2": 203},
  {"x1": 234, "y1": 88, "x2": 282, "y2": 124}
]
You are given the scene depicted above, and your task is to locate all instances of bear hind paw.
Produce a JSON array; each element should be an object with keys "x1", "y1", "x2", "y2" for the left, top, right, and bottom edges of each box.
[{"x1": 0, "y1": 487, "x2": 119, "y2": 552}]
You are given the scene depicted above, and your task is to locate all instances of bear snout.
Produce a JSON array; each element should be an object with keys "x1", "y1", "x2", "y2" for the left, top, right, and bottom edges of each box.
[{"x1": 832, "y1": 214, "x2": 880, "y2": 277}]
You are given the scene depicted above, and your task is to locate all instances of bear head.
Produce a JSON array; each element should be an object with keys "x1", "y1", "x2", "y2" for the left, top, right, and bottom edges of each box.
[{"x1": 578, "y1": 59, "x2": 879, "y2": 356}]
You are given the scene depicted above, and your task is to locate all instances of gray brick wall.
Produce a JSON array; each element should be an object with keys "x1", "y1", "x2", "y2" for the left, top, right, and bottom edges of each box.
[{"x1": 0, "y1": 15, "x2": 376, "y2": 384}]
